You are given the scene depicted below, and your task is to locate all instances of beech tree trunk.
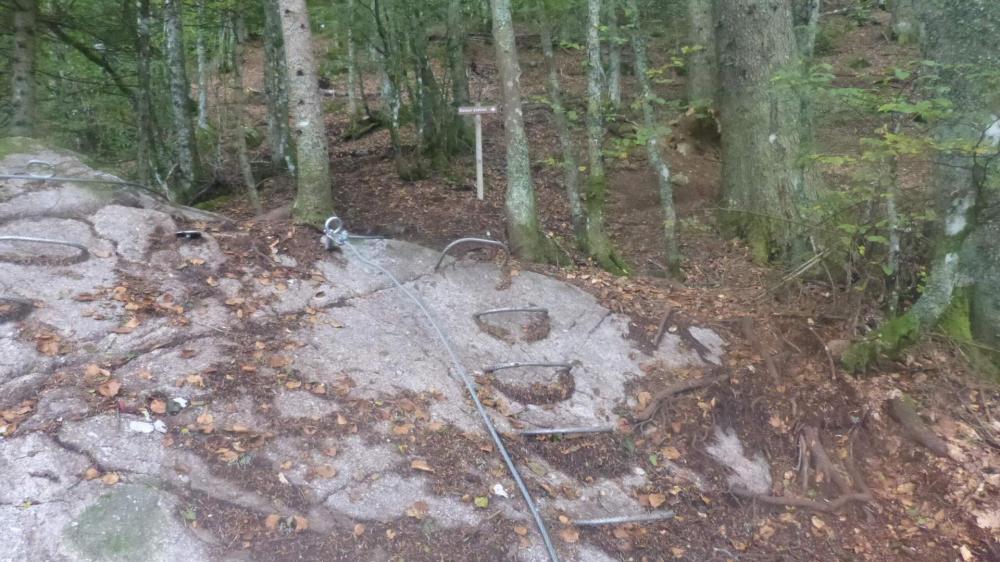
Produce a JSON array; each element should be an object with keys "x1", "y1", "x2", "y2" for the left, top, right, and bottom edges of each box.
[
  {"x1": 164, "y1": 0, "x2": 201, "y2": 202},
  {"x1": 134, "y1": 0, "x2": 157, "y2": 187},
  {"x1": 278, "y1": 0, "x2": 336, "y2": 225},
  {"x1": 792, "y1": 0, "x2": 821, "y2": 59},
  {"x1": 627, "y1": 0, "x2": 681, "y2": 277},
  {"x1": 686, "y1": 0, "x2": 718, "y2": 106},
  {"x1": 345, "y1": 0, "x2": 361, "y2": 120},
  {"x1": 540, "y1": 15, "x2": 585, "y2": 244},
  {"x1": 262, "y1": 0, "x2": 293, "y2": 172},
  {"x1": 890, "y1": 0, "x2": 919, "y2": 44},
  {"x1": 606, "y1": 0, "x2": 622, "y2": 111},
  {"x1": 717, "y1": 0, "x2": 812, "y2": 264},
  {"x1": 447, "y1": 0, "x2": 471, "y2": 107},
  {"x1": 584, "y1": 0, "x2": 626, "y2": 273},
  {"x1": 844, "y1": 0, "x2": 1000, "y2": 371},
  {"x1": 490, "y1": 0, "x2": 552, "y2": 262},
  {"x1": 10, "y1": 0, "x2": 38, "y2": 137},
  {"x1": 195, "y1": 0, "x2": 209, "y2": 130}
]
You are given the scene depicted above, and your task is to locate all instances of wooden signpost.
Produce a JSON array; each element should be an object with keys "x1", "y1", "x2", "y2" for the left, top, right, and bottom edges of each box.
[{"x1": 458, "y1": 104, "x2": 499, "y2": 201}]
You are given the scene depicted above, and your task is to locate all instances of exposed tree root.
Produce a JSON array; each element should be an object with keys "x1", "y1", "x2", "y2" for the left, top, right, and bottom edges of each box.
[
  {"x1": 736, "y1": 425, "x2": 873, "y2": 514},
  {"x1": 888, "y1": 394, "x2": 951, "y2": 458},
  {"x1": 632, "y1": 368, "x2": 730, "y2": 423}
]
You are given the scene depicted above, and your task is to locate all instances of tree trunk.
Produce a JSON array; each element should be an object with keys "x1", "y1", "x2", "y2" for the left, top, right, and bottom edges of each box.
[
  {"x1": 626, "y1": 0, "x2": 682, "y2": 277},
  {"x1": 844, "y1": 0, "x2": 1000, "y2": 372},
  {"x1": 278, "y1": 0, "x2": 335, "y2": 225},
  {"x1": 490, "y1": 0, "x2": 552, "y2": 262},
  {"x1": 195, "y1": 0, "x2": 209, "y2": 130},
  {"x1": 540, "y1": 15, "x2": 585, "y2": 244},
  {"x1": 231, "y1": 19, "x2": 262, "y2": 214},
  {"x1": 164, "y1": 0, "x2": 201, "y2": 202},
  {"x1": 717, "y1": 0, "x2": 812, "y2": 264},
  {"x1": 890, "y1": 0, "x2": 919, "y2": 45},
  {"x1": 606, "y1": 0, "x2": 622, "y2": 111},
  {"x1": 584, "y1": 0, "x2": 627, "y2": 273},
  {"x1": 262, "y1": 0, "x2": 293, "y2": 172},
  {"x1": 10, "y1": 0, "x2": 38, "y2": 137},
  {"x1": 792, "y1": 0, "x2": 821, "y2": 59},
  {"x1": 134, "y1": 0, "x2": 158, "y2": 188},
  {"x1": 447, "y1": 0, "x2": 471, "y2": 106},
  {"x1": 686, "y1": 0, "x2": 718, "y2": 106},
  {"x1": 345, "y1": 0, "x2": 361, "y2": 120}
]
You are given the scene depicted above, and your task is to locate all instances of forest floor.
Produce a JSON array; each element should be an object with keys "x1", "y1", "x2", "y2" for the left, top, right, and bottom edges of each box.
[
  {"x1": 204, "y1": 9, "x2": 1000, "y2": 561},
  {"x1": 2, "y1": 9, "x2": 995, "y2": 562}
]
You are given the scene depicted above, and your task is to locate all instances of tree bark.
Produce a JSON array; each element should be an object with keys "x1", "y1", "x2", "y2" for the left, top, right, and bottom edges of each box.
[
  {"x1": 626, "y1": 0, "x2": 682, "y2": 277},
  {"x1": 195, "y1": 0, "x2": 209, "y2": 130},
  {"x1": 606, "y1": 0, "x2": 622, "y2": 111},
  {"x1": 447, "y1": 0, "x2": 471, "y2": 107},
  {"x1": 164, "y1": 0, "x2": 201, "y2": 202},
  {"x1": 844, "y1": 0, "x2": 1000, "y2": 371},
  {"x1": 792, "y1": 0, "x2": 821, "y2": 60},
  {"x1": 10, "y1": 0, "x2": 38, "y2": 137},
  {"x1": 490, "y1": 0, "x2": 552, "y2": 262},
  {"x1": 278, "y1": 0, "x2": 336, "y2": 225},
  {"x1": 262, "y1": 0, "x2": 293, "y2": 172},
  {"x1": 584, "y1": 0, "x2": 626, "y2": 273},
  {"x1": 540, "y1": 13, "x2": 585, "y2": 244},
  {"x1": 686, "y1": 0, "x2": 718, "y2": 106},
  {"x1": 890, "y1": 0, "x2": 919, "y2": 45},
  {"x1": 134, "y1": 0, "x2": 158, "y2": 188},
  {"x1": 231, "y1": 18, "x2": 262, "y2": 214},
  {"x1": 345, "y1": 0, "x2": 361, "y2": 120},
  {"x1": 717, "y1": 0, "x2": 812, "y2": 264}
]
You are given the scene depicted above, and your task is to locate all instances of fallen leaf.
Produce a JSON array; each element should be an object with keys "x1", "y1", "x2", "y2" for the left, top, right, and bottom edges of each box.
[
  {"x1": 293, "y1": 516, "x2": 309, "y2": 532},
  {"x1": 960, "y1": 545, "x2": 974, "y2": 561},
  {"x1": 661, "y1": 446, "x2": 682, "y2": 460},
  {"x1": 811, "y1": 516, "x2": 826, "y2": 530},
  {"x1": 474, "y1": 496, "x2": 489, "y2": 509},
  {"x1": 336, "y1": 414, "x2": 348, "y2": 426},
  {"x1": 514, "y1": 526, "x2": 528, "y2": 536},
  {"x1": 323, "y1": 447, "x2": 338, "y2": 458},
  {"x1": 112, "y1": 316, "x2": 140, "y2": 334},
  {"x1": 83, "y1": 467, "x2": 100, "y2": 480},
  {"x1": 313, "y1": 465, "x2": 337, "y2": 479},
  {"x1": 97, "y1": 380, "x2": 122, "y2": 398},
  {"x1": 101, "y1": 472, "x2": 120, "y2": 485},
  {"x1": 671, "y1": 547, "x2": 686, "y2": 558},
  {"x1": 216, "y1": 448, "x2": 239, "y2": 463},
  {"x1": 648, "y1": 493, "x2": 667, "y2": 508},
  {"x1": 186, "y1": 374, "x2": 205, "y2": 388},
  {"x1": 410, "y1": 459, "x2": 434, "y2": 473},
  {"x1": 353, "y1": 523, "x2": 366, "y2": 536},
  {"x1": 149, "y1": 399, "x2": 167, "y2": 414},
  {"x1": 406, "y1": 501, "x2": 429, "y2": 519},
  {"x1": 559, "y1": 527, "x2": 579, "y2": 544},
  {"x1": 229, "y1": 424, "x2": 250, "y2": 433},
  {"x1": 392, "y1": 423, "x2": 414, "y2": 435},
  {"x1": 264, "y1": 514, "x2": 281, "y2": 531},
  {"x1": 385, "y1": 528, "x2": 396, "y2": 540},
  {"x1": 189, "y1": 258, "x2": 206, "y2": 266}
]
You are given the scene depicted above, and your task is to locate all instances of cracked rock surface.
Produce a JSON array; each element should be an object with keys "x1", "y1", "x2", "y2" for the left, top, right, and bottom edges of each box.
[{"x1": 0, "y1": 150, "x2": 726, "y2": 561}]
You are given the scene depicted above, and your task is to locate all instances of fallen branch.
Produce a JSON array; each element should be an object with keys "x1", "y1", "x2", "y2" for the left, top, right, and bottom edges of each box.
[
  {"x1": 803, "y1": 425, "x2": 853, "y2": 496},
  {"x1": 888, "y1": 395, "x2": 950, "y2": 458},
  {"x1": 632, "y1": 369, "x2": 729, "y2": 423}
]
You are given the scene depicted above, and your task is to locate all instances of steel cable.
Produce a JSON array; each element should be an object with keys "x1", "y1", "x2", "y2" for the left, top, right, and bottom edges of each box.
[{"x1": 329, "y1": 225, "x2": 559, "y2": 562}]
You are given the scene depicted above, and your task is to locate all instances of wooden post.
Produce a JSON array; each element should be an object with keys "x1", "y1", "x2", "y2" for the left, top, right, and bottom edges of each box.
[
  {"x1": 474, "y1": 113, "x2": 484, "y2": 200},
  {"x1": 457, "y1": 104, "x2": 498, "y2": 201}
]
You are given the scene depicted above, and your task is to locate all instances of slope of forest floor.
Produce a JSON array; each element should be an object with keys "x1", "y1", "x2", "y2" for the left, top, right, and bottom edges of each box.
[{"x1": 200, "y1": 10, "x2": 1000, "y2": 561}]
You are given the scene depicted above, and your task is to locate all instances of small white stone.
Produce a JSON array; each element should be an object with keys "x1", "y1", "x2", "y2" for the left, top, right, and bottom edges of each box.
[
  {"x1": 492, "y1": 483, "x2": 510, "y2": 498},
  {"x1": 768, "y1": 133, "x2": 778, "y2": 144},
  {"x1": 128, "y1": 421, "x2": 155, "y2": 434}
]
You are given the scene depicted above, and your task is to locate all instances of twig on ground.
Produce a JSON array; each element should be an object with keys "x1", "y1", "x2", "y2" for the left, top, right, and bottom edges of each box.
[
  {"x1": 652, "y1": 307, "x2": 675, "y2": 349},
  {"x1": 807, "y1": 325, "x2": 838, "y2": 379}
]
